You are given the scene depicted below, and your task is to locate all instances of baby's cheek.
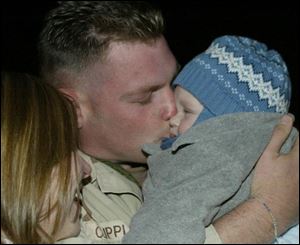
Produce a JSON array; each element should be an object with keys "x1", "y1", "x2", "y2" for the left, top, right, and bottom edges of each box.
[{"x1": 179, "y1": 116, "x2": 198, "y2": 134}]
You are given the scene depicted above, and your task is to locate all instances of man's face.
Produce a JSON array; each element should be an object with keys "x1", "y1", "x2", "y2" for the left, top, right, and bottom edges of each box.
[{"x1": 78, "y1": 37, "x2": 178, "y2": 163}]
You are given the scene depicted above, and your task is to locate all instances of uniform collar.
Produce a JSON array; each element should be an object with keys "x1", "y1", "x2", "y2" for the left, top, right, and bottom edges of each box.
[{"x1": 78, "y1": 151, "x2": 143, "y2": 201}]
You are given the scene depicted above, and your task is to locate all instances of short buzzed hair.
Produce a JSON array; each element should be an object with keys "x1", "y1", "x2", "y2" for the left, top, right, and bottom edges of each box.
[{"x1": 38, "y1": 1, "x2": 164, "y2": 85}]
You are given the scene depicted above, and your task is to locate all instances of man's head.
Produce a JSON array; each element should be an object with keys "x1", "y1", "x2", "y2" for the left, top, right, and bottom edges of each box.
[
  {"x1": 38, "y1": 1, "x2": 178, "y2": 163},
  {"x1": 171, "y1": 35, "x2": 291, "y2": 134},
  {"x1": 38, "y1": 1, "x2": 165, "y2": 86}
]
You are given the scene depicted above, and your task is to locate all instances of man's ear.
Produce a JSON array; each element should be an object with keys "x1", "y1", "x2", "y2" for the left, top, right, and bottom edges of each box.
[{"x1": 59, "y1": 88, "x2": 84, "y2": 129}]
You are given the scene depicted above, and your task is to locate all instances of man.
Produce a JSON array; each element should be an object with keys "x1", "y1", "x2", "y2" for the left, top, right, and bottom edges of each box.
[{"x1": 38, "y1": 1, "x2": 299, "y2": 243}]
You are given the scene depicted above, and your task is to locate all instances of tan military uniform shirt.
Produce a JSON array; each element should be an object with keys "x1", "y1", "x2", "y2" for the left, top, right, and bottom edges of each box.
[{"x1": 57, "y1": 151, "x2": 222, "y2": 244}]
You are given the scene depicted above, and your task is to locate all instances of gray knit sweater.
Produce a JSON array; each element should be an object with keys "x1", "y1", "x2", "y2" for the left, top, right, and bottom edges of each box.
[{"x1": 122, "y1": 112, "x2": 298, "y2": 244}]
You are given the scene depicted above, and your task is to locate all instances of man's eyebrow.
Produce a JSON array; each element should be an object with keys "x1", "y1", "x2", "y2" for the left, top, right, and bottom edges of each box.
[
  {"x1": 121, "y1": 84, "x2": 162, "y2": 100},
  {"x1": 121, "y1": 62, "x2": 181, "y2": 100}
]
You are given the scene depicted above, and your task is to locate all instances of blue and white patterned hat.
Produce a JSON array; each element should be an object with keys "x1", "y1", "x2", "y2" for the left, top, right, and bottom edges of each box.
[{"x1": 172, "y1": 35, "x2": 292, "y2": 125}]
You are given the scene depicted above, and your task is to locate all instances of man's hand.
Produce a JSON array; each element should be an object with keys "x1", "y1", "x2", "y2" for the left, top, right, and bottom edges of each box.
[
  {"x1": 251, "y1": 114, "x2": 299, "y2": 234},
  {"x1": 214, "y1": 114, "x2": 299, "y2": 244}
]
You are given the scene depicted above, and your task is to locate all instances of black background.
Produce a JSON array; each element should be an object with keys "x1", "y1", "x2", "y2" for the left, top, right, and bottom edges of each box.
[{"x1": 2, "y1": 1, "x2": 299, "y2": 128}]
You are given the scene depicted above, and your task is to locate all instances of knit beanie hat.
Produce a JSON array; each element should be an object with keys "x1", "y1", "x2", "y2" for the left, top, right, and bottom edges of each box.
[{"x1": 172, "y1": 35, "x2": 292, "y2": 125}]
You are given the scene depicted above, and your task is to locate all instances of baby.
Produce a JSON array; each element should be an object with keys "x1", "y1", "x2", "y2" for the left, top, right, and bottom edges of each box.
[{"x1": 122, "y1": 35, "x2": 299, "y2": 244}]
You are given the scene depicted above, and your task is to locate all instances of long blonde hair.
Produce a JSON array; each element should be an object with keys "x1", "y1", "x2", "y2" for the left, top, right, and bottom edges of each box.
[{"x1": 1, "y1": 72, "x2": 79, "y2": 243}]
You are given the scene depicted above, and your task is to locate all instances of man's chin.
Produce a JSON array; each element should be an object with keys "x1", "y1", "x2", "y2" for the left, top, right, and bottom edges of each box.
[
  {"x1": 135, "y1": 155, "x2": 148, "y2": 164},
  {"x1": 126, "y1": 151, "x2": 147, "y2": 164}
]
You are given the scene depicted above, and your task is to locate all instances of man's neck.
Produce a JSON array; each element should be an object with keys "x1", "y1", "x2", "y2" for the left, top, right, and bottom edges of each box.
[{"x1": 120, "y1": 163, "x2": 148, "y2": 187}]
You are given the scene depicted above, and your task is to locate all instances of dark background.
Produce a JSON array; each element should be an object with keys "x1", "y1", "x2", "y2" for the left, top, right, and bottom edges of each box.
[{"x1": 2, "y1": 1, "x2": 299, "y2": 128}]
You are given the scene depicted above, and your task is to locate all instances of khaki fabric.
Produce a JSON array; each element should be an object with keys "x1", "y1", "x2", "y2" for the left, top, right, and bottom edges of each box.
[{"x1": 57, "y1": 151, "x2": 222, "y2": 244}]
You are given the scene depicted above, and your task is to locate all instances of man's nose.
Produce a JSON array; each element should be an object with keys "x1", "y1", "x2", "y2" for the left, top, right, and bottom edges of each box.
[{"x1": 161, "y1": 89, "x2": 177, "y2": 121}]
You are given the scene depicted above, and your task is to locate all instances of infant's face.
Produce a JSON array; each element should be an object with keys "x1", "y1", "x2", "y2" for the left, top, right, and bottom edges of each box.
[{"x1": 170, "y1": 86, "x2": 203, "y2": 135}]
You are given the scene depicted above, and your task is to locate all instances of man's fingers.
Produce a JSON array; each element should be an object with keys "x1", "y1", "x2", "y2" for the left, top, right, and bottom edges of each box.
[{"x1": 266, "y1": 114, "x2": 294, "y2": 153}]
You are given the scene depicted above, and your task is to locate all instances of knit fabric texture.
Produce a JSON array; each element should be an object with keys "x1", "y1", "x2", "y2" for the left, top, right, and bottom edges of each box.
[{"x1": 172, "y1": 35, "x2": 291, "y2": 125}]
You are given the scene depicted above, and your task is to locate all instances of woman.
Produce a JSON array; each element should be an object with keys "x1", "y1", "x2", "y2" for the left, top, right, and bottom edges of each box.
[{"x1": 1, "y1": 72, "x2": 91, "y2": 243}]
